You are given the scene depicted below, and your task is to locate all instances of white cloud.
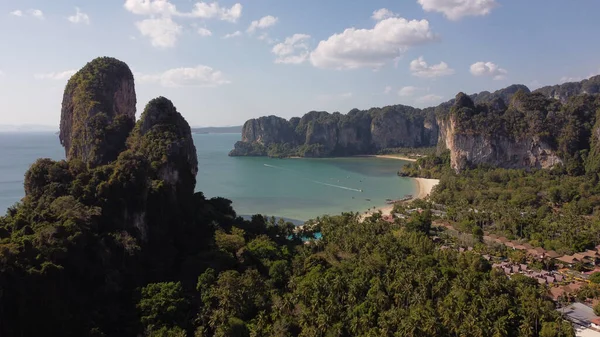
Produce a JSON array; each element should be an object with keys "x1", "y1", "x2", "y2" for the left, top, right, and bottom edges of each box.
[
  {"x1": 136, "y1": 65, "x2": 230, "y2": 87},
  {"x1": 310, "y1": 16, "x2": 437, "y2": 70},
  {"x1": 383, "y1": 86, "x2": 392, "y2": 94},
  {"x1": 0, "y1": 70, "x2": 4, "y2": 77},
  {"x1": 470, "y1": 61, "x2": 507, "y2": 80},
  {"x1": 197, "y1": 27, "x2": 212, "y2": 37},
  {"x1": 223, "y1": 31, "x2": 242, "y2": 39},
  {"x1": 398, "y1": 86, "x2": 421, "y2": 97},
  {"x1": 124, "y1": 0, "x2": 177, "y2": 16},
  {"x1": 247, "y1": 15, "x2": 278, "y2": 33},
  {"x1": 28, "y1": 9, "x2": 44, "y2": 19},
  {"x1": 11, "y1": 9, "x2": 44, "y2": 19},
  {"x1": 417, "y1": 0, "x2": 498, "y2": 21},
  {"x1": 135, "y1": 17, "x2": 182, "y2": 48},
  {"x1": 123, "y1": 0, "x2": 242, "y2": 22},
  {"x1": 272, "y1": 34, "x2": 311, "y2": 65},
  {"x1": 409, "y1": 56, "x2": 455, "y2": 78},
  {"x1": 68, "y1": 8, "x2": 90, "y2": 25},
  {"x1": 416, "y1": 94, "x2": 443, "y2": 104},
  {"x1": 372, "y1": 8, "x2": 397, "y2": 21},
  {"x1": 34, "y1": 70, "x2": 77, "y2": 80},
  {"x1": 187, "y1": 2, "x2": 242, "y2": 22}
]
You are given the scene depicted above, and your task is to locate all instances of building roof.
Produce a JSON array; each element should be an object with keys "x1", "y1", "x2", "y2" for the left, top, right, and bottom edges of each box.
[
  {"x1": 557, "y1": 255, "x2": 578, "y2": 264},
  {"x1": 534, "y1": 247, "x2": 546, "y2": 254},
  {"x1": 522, "y1": 243, "x2": 534, "y2": 250},
  {"x1": 546, "y1": 250, "x2": 561, "y2": 258},
  {"x1": 560, "y1": 302, "x2": 599, "y2": 326},
  {"x1": 585, "y1": 250, "x2": 599, "y2": 258}
]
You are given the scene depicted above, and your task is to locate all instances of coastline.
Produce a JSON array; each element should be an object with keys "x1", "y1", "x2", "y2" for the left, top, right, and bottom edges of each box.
[
  {"x1": 352, "y1": 154, "x2": 418, "y2": 162},
  {"x1": 360, "y1": 177, "x2": 440, "y2": 220}
]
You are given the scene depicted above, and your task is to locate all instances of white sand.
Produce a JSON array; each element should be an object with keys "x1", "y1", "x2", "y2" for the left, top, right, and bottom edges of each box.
[
  {"x1": 353, "y1": 154, "x2": 418, "y2": 162},
  {"x1": 359, "y1": 177, "x2": 439, "y2": 220}
]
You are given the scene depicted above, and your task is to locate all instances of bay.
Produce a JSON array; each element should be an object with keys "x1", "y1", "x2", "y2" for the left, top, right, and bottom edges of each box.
[{"x1": 0, "y1": 132, "x2": 416, "y2": 221}]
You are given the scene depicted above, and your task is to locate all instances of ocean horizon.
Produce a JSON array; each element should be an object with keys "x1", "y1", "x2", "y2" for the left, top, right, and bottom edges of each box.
[{"x1": 0, "y1": 132, "x2": 416, "y2": 221}]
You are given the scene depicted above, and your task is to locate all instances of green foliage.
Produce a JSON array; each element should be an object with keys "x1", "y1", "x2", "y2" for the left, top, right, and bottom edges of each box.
[
  {"x1": 590, "y1": 272, "x2": 600, "y2": 284},
  {"x1": 138, "y1": 282, "x2": 188, "y2": 331}
]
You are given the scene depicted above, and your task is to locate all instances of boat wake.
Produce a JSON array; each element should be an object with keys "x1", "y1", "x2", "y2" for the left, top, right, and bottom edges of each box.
[{"x1": 264, "y1": 163, "x2": 362, "y2": 192}]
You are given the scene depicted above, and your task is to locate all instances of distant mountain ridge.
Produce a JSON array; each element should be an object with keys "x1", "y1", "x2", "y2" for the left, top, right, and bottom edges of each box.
[
  {"x1": 191, "y1": 125, "x2": 242, "y2": 134},
  {"x1": 230, "y1": 76, "x2": 600, "y2": 173}
]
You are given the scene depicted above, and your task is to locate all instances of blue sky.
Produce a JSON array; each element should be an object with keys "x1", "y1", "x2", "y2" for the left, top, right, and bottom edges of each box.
[{"x1": 1, "y1": 0, "x2": 599, "y2": 128}]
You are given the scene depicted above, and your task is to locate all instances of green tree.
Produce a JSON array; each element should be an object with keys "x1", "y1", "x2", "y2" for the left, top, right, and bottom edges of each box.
[{"x1": 138, "y1": 282, "x2": 188, "y2": 332}]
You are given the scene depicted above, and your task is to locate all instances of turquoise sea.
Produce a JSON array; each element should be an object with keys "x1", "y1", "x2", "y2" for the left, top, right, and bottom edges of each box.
[{"x1": 0, "y1": 132, "x2": 416, "y2": 221}]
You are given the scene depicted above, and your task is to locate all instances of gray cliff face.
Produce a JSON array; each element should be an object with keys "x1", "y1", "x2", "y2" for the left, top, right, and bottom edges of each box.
[
  {"x1": 60, "y1": 57, "x2": 136, "y2": 166},
  {"x1": 231, "y1": 107, "x2": 439, "y2": 157},
  {"x1": 370, "y1": 108, "x2": 436, "y2": 149},
  {"x1": 438, "y1": 114, "x2": 562, "y2": 173},
  {"x1": 241, "y1": 116, "x2": 297, "y2": 145}
]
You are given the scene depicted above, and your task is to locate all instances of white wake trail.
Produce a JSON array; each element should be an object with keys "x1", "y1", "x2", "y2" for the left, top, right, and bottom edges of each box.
[{"x1": 264, "y1": 163, "x2": 362, "y2": 192}]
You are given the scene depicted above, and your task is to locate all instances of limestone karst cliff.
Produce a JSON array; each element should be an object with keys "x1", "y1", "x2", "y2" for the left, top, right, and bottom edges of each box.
[
  {"x1": 59, "y1": 57, "x2": 137, "y2": 166},
  {"x1": 232, "y1": 76, "x2": 600, "y2": 174},
  {"x1": 230, "y1": 106, "x2": 438, "y2": 157}
]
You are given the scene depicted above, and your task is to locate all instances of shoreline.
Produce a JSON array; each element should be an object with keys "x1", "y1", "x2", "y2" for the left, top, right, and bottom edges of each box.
[
  {"x1": 360, "y1": 177, "x2": 440, "y2": 220},
  {"x1": 352, "y1": 154, "x2": 418, "y2": 162}
]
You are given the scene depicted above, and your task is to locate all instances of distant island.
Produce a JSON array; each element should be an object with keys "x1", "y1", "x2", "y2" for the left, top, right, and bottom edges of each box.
[
  {"x1": 191, "y1": 125, "x2": 241, "y2": 134},
  {"x1": 230, "y1": 75, "x2": 600, "y2": 173}
]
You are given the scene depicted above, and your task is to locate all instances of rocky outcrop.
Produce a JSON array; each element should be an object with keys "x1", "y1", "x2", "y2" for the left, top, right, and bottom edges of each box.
[
  {"x1": 535, "y1": 75, "x2": 600, "y2": 102},
  {"x1": 241, "y1": 115, "x2": 298, "y2": 145},
  {"x1": 230, "y1": 106, "x2": 439, "y2": 157},
  {"x1": 133, "y1": 97, "x2": 198, "y2": 196},
  {"x1": 60, "y1": 57, "x2": 136, "y2": 166},
  {"x1": 439, "y1": 92, "x2": 563, "y2": 173}
]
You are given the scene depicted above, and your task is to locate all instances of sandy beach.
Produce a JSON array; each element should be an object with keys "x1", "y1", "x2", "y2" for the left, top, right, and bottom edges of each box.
[
  {"x1": 353, "y1": 154, "x2": 418, "y2": 162},
  {"x1": 360, "y1": 177, "x2": 440, "y2": 220}
]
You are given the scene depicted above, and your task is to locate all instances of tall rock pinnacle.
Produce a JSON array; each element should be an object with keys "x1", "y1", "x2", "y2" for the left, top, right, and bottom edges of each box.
[{"x1": 59, "y1": 57, "x2": 136, "y2": 166}]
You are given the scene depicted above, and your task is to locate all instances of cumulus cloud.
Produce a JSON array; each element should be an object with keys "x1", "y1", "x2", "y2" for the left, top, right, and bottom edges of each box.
[
  {"x1": 123, "y1": 0, "x2": 242, "y2": 22},
  {"x1": 272, "y1": 34, "x2": 311, "y2": 64},
  {"x1": 410, "y1": 56, "x2": 454, "y2": 78},
  {"x1": 417, "y1": 0, "x2": 497, "y2": 21},
  {"x1": 398, "y1": 86, "x2": 422, "y2": 97},
  {"x1": 11, "y1": 9, "x2": 44, "y2": 19},
  {"x1": 383, "y1": 86, "x2": 392, "y2": 94},
  {"x1": 310, "y1": 16, "x2": 437, "y2": 70},
  {"x1": 187, "y1": 2, "x2": 242, "y2": 22},
  {"x1": 34, "y1": 70, "x2": 77, "y2": 80},
  {"x1": 28, "y1": 9, "x2": 44, "y2": 19},
  {"x1": 136, "y1": 17, "x2": 182, "y2": 48},
  {"x1": 124, "y1": 0, "x2": 242, "y2": 46},
  {"x1": 416, "y1": 94, "x2": 443, "y2": 104},
  {"x1": 124, "y1": 0, "x2": 177, "y2": 16},
  {"x1": 247, "y1": 15, "x2": 278, "y2": 33},
  {"x1": 197, "y1": 27, "x2": 212, "y2": 37},
  {"x1": 68, "y1": 8, "x2": 90, "y2": 25},
  {"x1": 470, "y1": 61, "x2": 507, "y2": 80},
  {"x1": 372, "y1": 8, "x2": 398, "y2": 21},
  {"x1": 136, "y1": 65, "x2": 230, "y2": 87},
  {"x1": 223, "y1": 31, "x2": 242, "y2": 39}
]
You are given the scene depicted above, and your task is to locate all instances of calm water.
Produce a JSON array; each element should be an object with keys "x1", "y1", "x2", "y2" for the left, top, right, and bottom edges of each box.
[{"x1": 0, "y1": 132, "x2": 416, "y2": 221}]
